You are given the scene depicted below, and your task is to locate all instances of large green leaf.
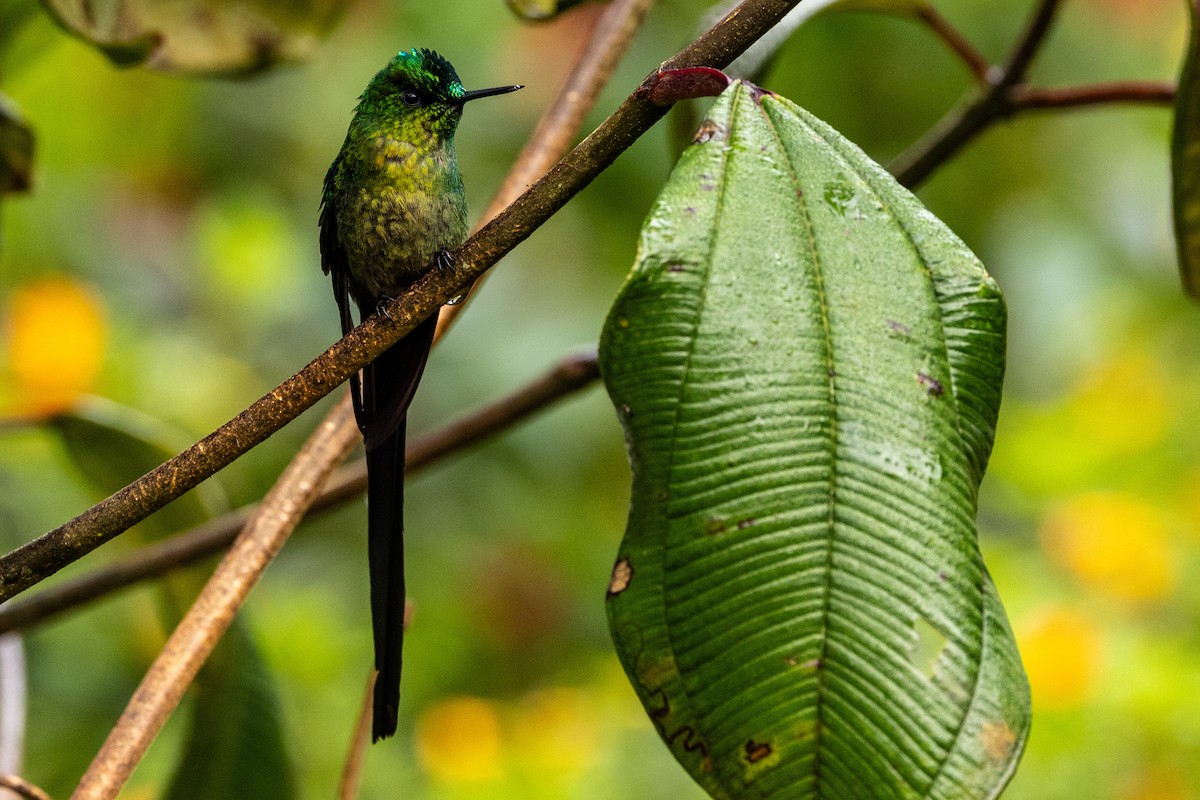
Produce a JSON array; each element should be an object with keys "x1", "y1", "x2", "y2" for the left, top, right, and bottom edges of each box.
[
  {"x1": 1173, "y1": 0, "x2": 1200, "y2": 299},
  {"x1": 48, "y1": 397, "x2": 295, "y2": 800},
  {"x1": 600, "y1": 81, "x2": 1027, "y2": 799},
  {"x1": 37, "y1": 0, "x2": 349, "y2": 74}
]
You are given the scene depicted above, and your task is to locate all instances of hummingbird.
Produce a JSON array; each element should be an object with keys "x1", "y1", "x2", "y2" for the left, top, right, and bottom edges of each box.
[{"x1": 319, "y1": 48, "x2": 521, "y2": 742}]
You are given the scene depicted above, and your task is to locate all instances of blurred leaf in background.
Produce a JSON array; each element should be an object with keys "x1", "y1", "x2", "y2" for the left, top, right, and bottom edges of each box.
[
  {"x1": 0, "y1": 91, "x2": 33, "y2": 194},
  {"x1": 38, "y1": 0, "x2": 353, "y2": 73}
]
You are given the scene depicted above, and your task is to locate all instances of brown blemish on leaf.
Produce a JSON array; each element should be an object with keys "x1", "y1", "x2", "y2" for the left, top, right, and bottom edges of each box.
[
  {"x1": 667, "y1": 263, "x2": 687, "y2": 273},
  {"x1": 639, "y1": 656, "x2": 679, "y2": 688},
  {"x1": 917, "y1": 372, "x2": 944, "y2": 397},
  {"x1": 886, "y1": 319, "x2": 911, "y2": 337},
  {"x1": 737, "y1": 517, "x2": 756, "y2": 530},
  {"x1": 979, "y1": 721, "x2": 1017, "y2": 761},
  {"x1": 649, "y1": 691, "x2": 710, "y2": 761},
  {"x1": 608, "y1": 557, "x2": 633, "y2": 596},
  {"x1": 704, "y1": 517, "x2": 727, "y2": 536},
  {"x1": 693, "y1": 119, "x2": 722, "y2": 144},
  {"x1": 744, "y1": 739, "x2": 772, "y2": 764}
]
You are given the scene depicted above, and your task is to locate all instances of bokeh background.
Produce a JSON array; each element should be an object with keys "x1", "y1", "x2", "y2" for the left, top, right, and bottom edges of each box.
[{"x1": 1, "y1": 0, "x2": 1197, "y2": 797}]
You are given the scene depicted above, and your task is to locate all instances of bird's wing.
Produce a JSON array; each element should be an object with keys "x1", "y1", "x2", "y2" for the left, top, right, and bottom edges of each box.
[
  {"x1": 319, "y1": 161, "x2": 357, "y2": 338},
  {"x1": 320, "y1": 159, "x2": 367, "y2": 432}
]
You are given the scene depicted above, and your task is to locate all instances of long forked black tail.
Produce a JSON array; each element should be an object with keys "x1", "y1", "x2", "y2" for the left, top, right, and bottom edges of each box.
[{"x1": 361, "y1": 312, "x2": 438, "y2": 742}]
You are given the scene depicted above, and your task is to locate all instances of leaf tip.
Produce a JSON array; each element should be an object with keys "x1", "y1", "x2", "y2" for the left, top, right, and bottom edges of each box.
[{"x1": 644, "y1": 67, "x2": 732, "y2": 105}]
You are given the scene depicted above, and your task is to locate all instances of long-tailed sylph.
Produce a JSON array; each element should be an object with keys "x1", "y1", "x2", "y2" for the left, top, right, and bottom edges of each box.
[{"x1": 319, "y1": 48, "x2": 520, "y2": 742}]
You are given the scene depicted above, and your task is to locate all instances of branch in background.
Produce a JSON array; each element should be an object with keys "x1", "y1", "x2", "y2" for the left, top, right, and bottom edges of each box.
[
  {"x1": 915, "y1": 4, "x2": 989, "y2": 82},
  {"x1": 1011, "y1": 80, "x2": 1176, "y2": 110},
  {"x1": 0, "y1": 0, "x2": 806, "y2": 604},
  {"x1": 890, "y1": 0, "x2": 1074, "y2": 187},
  {"x1": 0, "y1": 349, "x2": 600, "y2": 635},
  {"x1": 437, "y1": 0, "x2": 658, "y2": 338},
  {"x1": 0, "y1": 774, "x2": 49, "y2": 800},
  {"x1": 999, "y1": 0, "x2": 1063, "y2": 90},
  {"x1": 336, "y1": 673, "x2": 375, "y2": 800}
]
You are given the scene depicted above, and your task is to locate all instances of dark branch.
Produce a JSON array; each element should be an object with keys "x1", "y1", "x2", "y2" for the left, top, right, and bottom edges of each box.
[
  {"x1": 1011, "y1": 81, "x2": 1176, "y2": 110},
  {"x1": 915, "y1": 5, "x2": 989, "y2": 82},
  {"x1": 0, "y1": 0, "x2": 805, "y2": 603},
  {"x1": 890, "y1": 0, "x2": 1069, "y2": 187}
]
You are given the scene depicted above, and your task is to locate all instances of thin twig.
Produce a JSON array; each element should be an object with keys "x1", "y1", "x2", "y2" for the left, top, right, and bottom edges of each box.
[
  {"x1": 0, "y1": 0, "x2": 805, "y2": 604},
  {"x1": 0, "y1": 774, "x2": 48, "y2": 800},
  {"x1": 915, "y1": 5, "x2": 989, "y2": 82},
  {"x1": 70, "y1": 399, "x2": 361, "y2": 800},
  {"x1": 1011, "y1": 80, "x2": 1176, "y2": 110},
  {"x1": 0, "y1": 349, "x2": 600, "y2": 634},
  {"x1": 437, "y1": 0, "x2": 658, "y2": 338},
  {"x1": 999, "y1": 0, "x2": 1063, "y2": 89},
  {"x1": 889, "y1": 0, "x2": 1066, "y2": 187},
  {"x1": 337, "y1": 672, "x2": 375, "y2": 800}
]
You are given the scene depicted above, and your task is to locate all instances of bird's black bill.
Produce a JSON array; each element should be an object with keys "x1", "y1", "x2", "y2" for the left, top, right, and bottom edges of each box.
[{"x1": 458, "y1": 84, "x2": 523, "y2": 103}]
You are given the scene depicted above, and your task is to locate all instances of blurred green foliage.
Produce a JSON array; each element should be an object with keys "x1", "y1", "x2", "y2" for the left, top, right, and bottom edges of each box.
[{"x1": 0, "y1": 0, "x2": 1197, "y2": 798}]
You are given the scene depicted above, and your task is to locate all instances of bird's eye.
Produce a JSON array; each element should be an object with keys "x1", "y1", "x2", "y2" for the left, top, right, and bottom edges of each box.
[{"x1": 400, "y1": 91, "x2": 422, "y2": 107}]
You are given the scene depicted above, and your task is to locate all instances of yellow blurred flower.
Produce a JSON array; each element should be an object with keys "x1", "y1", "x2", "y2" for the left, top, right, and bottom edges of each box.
[
  {"x1": 415, "y1": 696, "x2": 505, "y2": 784},
  {"x1": 4, "y1": 277, "x2": 107, "y2": 414},
  {"x1": 1040, "y1": 492, "x2": 1176, "y2": 603},
  {"x1": 1016, "y1": 605, "x2": 1102, "y2": 712},
  {"x1": 511, "y1": 688, "x2": 599, "y2": 776}
]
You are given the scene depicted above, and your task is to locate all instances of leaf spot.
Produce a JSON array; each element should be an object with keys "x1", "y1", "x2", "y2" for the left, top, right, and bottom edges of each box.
[
  {"x1": 743, "y1": 739, "x2": 773, "y2": 764},
  {"x1": 704, "y1": 517, "x2": 727, "y2": 536},
  {"x1": 917, "y1": 372, "x2": 944, "y2": 397},
  {"x1": 693, "y1": 119, "x2": 723, "y2": 144},
  {"x1": 979, "y1": 721, "x2": 1017, "y2": 762},
  {"x1": 608, "y1": 558, "x2": 633, "y2": 596},
  {"x1": 737, "y1": 517, "x2": 756, "y2": 530}
]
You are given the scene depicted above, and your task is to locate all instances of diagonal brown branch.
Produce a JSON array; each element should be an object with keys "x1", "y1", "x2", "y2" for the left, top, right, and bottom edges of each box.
[
  {"x1": 437, "y1": 0, "x2": 658, "y2": 337},
  {"x1": 0, "y1": 0, "x2": 806, "y2": 604},
  {"x1": 0, "y1": 349, "x2": 599, "y2": 634},
  {"x1": 915, "y1": 4, "x2": 989, "y2": 82}
]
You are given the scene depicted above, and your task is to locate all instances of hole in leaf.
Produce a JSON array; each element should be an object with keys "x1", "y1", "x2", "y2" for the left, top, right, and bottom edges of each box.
[{"x1": 911, "y1": 617, "x2": 948, "y2": 679}]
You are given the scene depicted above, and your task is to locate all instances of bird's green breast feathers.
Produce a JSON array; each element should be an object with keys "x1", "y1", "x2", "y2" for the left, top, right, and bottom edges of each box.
[{"x1": 329, "y1": 122, "x2": 469, "y2": 299}]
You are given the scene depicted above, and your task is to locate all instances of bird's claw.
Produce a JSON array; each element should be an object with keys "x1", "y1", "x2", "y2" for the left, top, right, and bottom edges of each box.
[
  {"x1": 434, "y1": 250, "x2": 467, "y2": 305},
  {"x1": 375, "y1": 296, "x2": 395, "y2": 320}
]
